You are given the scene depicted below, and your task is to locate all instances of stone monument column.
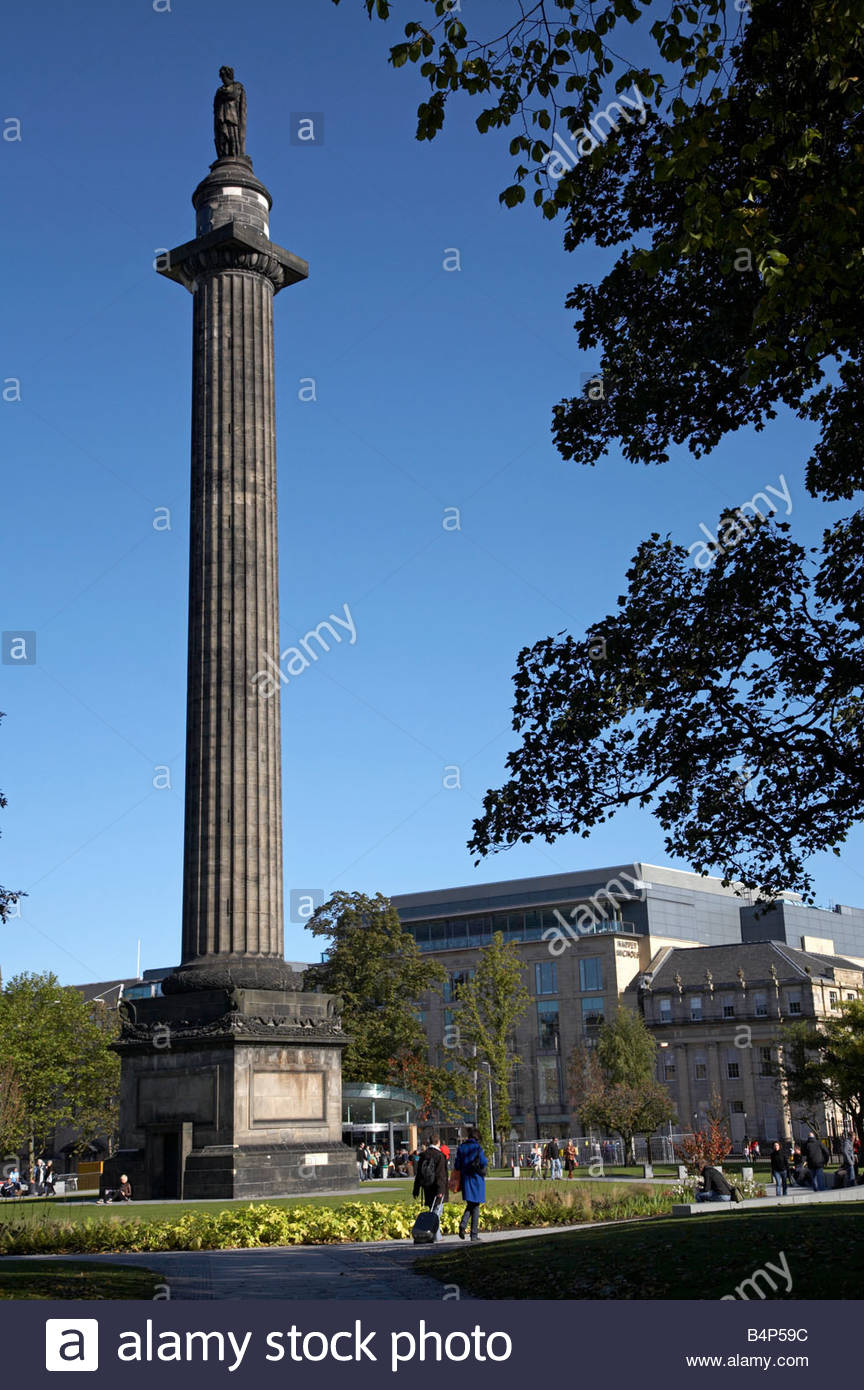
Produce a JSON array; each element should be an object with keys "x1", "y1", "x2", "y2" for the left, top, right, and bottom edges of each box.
[
  {"x1": 105, "y1": 72, "x2": 354, "y2": 1201},
  {"x1": 160, "y1": 66, "x2": 308, "y2": 994}
]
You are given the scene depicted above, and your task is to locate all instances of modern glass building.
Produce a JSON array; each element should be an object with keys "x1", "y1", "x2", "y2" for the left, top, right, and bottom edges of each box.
[{"x1": 392, "y1": 863, "x2": 864, "y2": 1143}]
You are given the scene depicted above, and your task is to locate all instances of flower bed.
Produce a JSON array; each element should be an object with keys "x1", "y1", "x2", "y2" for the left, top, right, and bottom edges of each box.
[{"x1": 0, "y1": 1187, "x2": 674, "y2": 1256}]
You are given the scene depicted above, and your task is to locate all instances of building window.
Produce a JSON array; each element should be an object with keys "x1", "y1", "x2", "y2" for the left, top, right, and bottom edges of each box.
[
  {"x1": 580, "y1": 996, "x2": 604, "y2": 1034},
  {"x1": 659, "y1": 997, "x2": 672, "y2": 1024},
  {"x1": 689, "y1": 995, "x2": 703, "y2": 1022},
  {"x1": 787, "y1": 991, "x2": 802, "y2": 1015},
  {"x1": 535, "y1": 961, "x2": 557, "y2": 996},
  {"x1": 848, "y1": 992, "x2": 857, "y2": 1001},
  {"x1": 730, "y1": 1100, "x2": 745, "y2": 1115},
  {"x1": 721, "y1": 995, "x2": 735, "y2": 1018},
  {"x1": 443, "y1": 968, "x2": 473, "y2": 1003},
  {"x1": 829, "y1": 990, "x2": 838, "y2": 1010},
  {"x1": 754, "y1": 992, "x2": 768, "y2": 1017},
  {"x1": 579, "y1": 958, "x2": 604, "y2": 992},
  {"x1": 537, "y1": 1058, "x2": 560, "y2": 1105},
  {"x1": 727, "y1": 1060, "x2": 740, "y2": 1079},
  {"x1": 663, "y1": 1059, "x2": 676, "y2": 1080},
  {"x1": 537, "y1": 999, "x2": 560, "y2": 1050},
  {"x1": 759, "y1": 1047, "x2": 773, "y2": 1076},
  {"x1": 693, "y1": 1058, "x2": 707, "y2": 1081}
]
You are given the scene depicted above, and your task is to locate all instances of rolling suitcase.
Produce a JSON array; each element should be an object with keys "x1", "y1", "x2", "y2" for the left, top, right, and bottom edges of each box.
[{"x1": 412, "y1": 1194, "x2": 444, "y2": 1244}]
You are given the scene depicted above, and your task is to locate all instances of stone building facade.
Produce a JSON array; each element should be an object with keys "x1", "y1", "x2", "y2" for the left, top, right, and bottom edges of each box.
[
  {"x1": 394, "y1": 864, "x2": 864, "y2": 1143},
  {"x1": 635, "y1": 941, "x2": 864, "y2": 1146}
]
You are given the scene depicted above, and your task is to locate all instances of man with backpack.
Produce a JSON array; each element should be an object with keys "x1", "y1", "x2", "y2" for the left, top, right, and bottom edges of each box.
[
  {"x1": 804, "y1": 1132, "x2": 829, "y2": 1192},
  {"x1": 412, "y1": 1138, "x2": 448, "y2": 1210}
]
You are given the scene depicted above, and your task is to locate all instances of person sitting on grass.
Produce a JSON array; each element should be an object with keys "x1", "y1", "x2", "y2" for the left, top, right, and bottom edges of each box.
[
  {"x1": 694, "y1": 1165, "x2": 734, "y2": 1202},
  {"x1": 99, "y1": 1174, "x2": 132, "y2": 1204}
]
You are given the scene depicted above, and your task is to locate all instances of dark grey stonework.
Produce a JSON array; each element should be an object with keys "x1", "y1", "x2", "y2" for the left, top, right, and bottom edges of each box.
[
  {"x1": 106, "y1": 987, "x2": 355, "y2": 1200},
  {"x1": 108, "y1": 75, "x2": 352, "y2": 1200}
]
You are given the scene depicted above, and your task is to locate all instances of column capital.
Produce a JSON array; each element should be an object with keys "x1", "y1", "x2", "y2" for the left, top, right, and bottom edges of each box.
[{"x1": 158, "y1": 220, "x2": 308, "y2": 295}]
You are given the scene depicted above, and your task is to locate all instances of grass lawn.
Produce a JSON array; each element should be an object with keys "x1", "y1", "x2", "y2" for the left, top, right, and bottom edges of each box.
[
  {"x1": 0, "y1": 1260, "x2": 162, "y2": 1300},
  {"x1": 421, "y1": 1208, "x2": 864, "y2": 1299},
  {"x1": 0, "y1": 1178, "x2": 645, "y2": 1229}
]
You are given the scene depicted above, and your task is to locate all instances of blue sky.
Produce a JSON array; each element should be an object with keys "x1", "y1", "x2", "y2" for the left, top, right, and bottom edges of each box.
[{"x1": 2, "y1": 0, "x2": 862, "y2": 987}]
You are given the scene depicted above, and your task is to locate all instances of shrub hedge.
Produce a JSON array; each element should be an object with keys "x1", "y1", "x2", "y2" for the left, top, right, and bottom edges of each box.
[{"x1": 0, "y1": 1187, "x2": 673, "y2": 1257}]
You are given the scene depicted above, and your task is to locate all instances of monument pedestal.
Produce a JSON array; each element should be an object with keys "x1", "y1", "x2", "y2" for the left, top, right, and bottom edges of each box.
[{"x1": 105, "y1": 983, "x2": 355, "y2": 1200}]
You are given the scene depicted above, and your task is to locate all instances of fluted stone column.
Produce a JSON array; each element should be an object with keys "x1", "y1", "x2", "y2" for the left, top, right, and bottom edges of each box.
[
  {"x1": 105, "y1": 75, "x2": 355, "y2": 1202},
  {"x1": 158, "y1": 149, "x2": 307, "y2": 993}
]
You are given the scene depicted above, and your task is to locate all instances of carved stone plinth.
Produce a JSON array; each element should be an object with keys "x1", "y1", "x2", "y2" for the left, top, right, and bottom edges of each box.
[{"x1": 104, "y1": 987, "x2": 355, "y2": 1200}]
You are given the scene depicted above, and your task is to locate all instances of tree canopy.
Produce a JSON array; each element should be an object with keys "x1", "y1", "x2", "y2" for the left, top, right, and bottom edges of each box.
[
  {"x1": 337, "y1": 0, "x2": 864, "y2": 896},
  {"x1": 569, "y1": 1006, "x2": 675, "y2": 1159},
  {"x1": 0, "y1": 972, "x2": 120, "y2": 1163},
  {"x1": 452, "y1": 930, "x2": 530, "y2": 1142},
  {"x1": 304, "y1": 890, "x2": 445, "y2": 1087},
  {"x1": 781, "y1": 997, "x2": 864, "y2": 1147}
]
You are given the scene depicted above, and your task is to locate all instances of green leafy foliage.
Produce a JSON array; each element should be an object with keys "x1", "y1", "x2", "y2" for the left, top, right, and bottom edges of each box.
[
  {"x1": 334, "y1": 0, "x2": 864, "y2": 897},
  {"x1": 781, "y1": 997, "x2": 864, "y2": 1149},
  {"x1": 0, "y1": 1060, "x2": 25, "y2": 1153},
  {"x1": 470, "y1": 517, "x2": 864, "y2": 899},
  {"x1": 452, "y1": 931, "x2": 530, "y2": 1141},
  {"x1": 304, "y1": 891, "x2": 444, "y2": 1087},
  {"x1": 0, "y1": 1187, "x2": 674, "y2": 1256},
  {"x1": 0, "y1": 972, "x2": 120, "y2": 1163},
  {"x1": 570, "y1": 1007, "x2": 675, "y2": 1160}
]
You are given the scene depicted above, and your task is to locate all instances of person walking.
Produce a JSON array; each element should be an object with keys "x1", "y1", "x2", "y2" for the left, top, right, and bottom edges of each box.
[
  {"x1": 563, "y1": 1139, "x2": 577, "y2": 1178},
  {"x1": 769, "y1": 1141, "x2": 788, "y2": 1196},
  {"x1": 413, "y1": 1137, "x2": 448, "y2": 1210},
  {"x1": 547, "y1": 1137, "x2": 562, "y2": 1179},
  {"x1": 454, "y1": 1126, "x2": 488, "y2": 1242},
  {"x1": 839, "y1": 1131, "x2": 857, "y2": 1188},
  {"x1": 803, "y1": 1132, "x2": 829, "y2": 1192}
]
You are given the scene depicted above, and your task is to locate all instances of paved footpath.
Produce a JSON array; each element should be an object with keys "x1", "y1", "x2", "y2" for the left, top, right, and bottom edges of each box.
[{"x1": 15, "y1": 1226, "x2": 579, "y2": 1301}]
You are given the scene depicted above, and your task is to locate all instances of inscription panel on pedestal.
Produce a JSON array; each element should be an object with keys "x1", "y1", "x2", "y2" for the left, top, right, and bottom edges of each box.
[
  {"x1": 251, "y1": 1069, "x2": 325, "y2": 1125},
  {"x1": 137, "y1": 1071, "x2": 217, "y2": 1125}
]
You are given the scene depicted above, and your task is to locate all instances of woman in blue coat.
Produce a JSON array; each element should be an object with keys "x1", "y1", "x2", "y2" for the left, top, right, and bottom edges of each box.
[{"x1": 454, "y1": 1126, "x2": 488, "y2": 1241}]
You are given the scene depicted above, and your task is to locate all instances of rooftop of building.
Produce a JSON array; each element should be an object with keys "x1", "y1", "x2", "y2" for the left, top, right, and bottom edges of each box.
[
  {"x1": 392, "y1": 861, "x2": 757, "y2": 918},
  {"x1": 644, "y1": 939, "x2": 863, "y2": 991}
]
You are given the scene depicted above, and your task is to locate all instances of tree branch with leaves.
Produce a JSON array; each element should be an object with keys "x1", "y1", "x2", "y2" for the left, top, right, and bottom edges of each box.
[{"x1": 336, "y1": 0, "x2": 864, "y2": 897}]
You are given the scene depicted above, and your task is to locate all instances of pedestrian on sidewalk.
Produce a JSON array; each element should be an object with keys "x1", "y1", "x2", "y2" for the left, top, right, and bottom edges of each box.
[
  {"x1": 839, "y1": 1131, "x2": 857, "y2": 1187},
  {"x1": 770, "y1": 1141, "x2": 788, "y2": 1196},
  {"x1": 413, "y1": 1138, "x2": 448, "y2": 1210},
  {"x1": 803, "y1": 1132, "x2": 829, "y2": 1192},
  {"x1": 455, "y1": 1126, "x2": 488, "y2": 1242}
]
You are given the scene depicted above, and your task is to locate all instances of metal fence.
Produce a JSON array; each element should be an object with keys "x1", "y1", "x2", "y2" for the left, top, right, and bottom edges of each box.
[{"x1": 508, "y1": 1134, "x2": 698, "y2": 1172}]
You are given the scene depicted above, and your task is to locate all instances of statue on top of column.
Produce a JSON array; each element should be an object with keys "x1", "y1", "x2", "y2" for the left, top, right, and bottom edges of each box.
[{"x1": 214, "y1": 66, "x2": 246, "y2": 158}]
